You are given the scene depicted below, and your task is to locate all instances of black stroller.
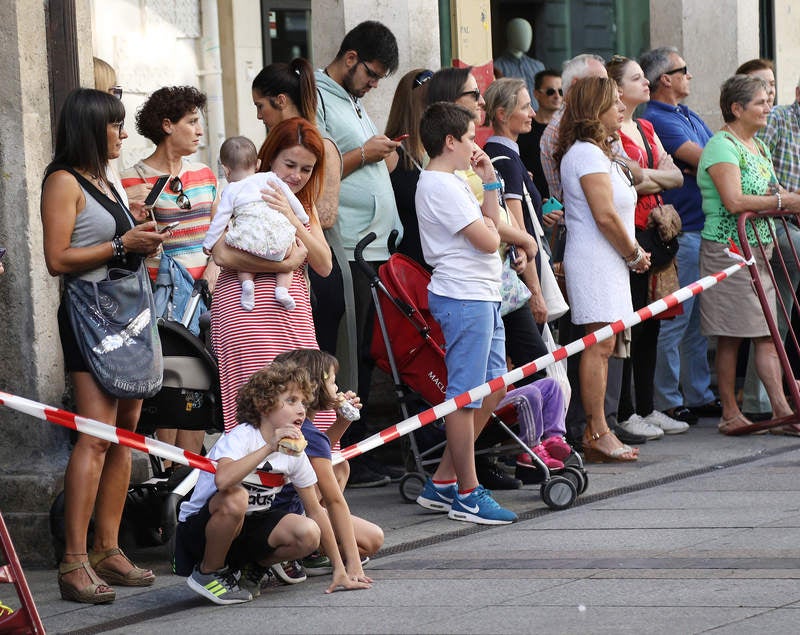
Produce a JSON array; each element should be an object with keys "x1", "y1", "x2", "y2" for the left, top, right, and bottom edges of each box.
[{"x1": 49, "y1": 280, "x2": 221, "y2": 559}]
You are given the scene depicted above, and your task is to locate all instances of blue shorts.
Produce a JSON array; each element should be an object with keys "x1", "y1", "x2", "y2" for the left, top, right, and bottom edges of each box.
[{"x1": 428, "y1": 292, "x2": 506, "y2": 408}]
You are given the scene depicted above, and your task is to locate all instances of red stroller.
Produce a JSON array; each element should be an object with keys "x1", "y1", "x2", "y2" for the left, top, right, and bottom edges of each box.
[{"x1": 356, "y1": 232, "x2": 587, "y2": 511}]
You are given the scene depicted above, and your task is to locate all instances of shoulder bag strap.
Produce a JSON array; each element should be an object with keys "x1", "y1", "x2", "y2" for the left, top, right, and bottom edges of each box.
[{"x1": 635, "y1": 119, "x2": 654, "y2": 168}]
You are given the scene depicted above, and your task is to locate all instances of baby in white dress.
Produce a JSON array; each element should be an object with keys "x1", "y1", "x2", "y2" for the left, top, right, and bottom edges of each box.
[{"x1": 204, "y1": 136, "x2": 308, "y2": 311}]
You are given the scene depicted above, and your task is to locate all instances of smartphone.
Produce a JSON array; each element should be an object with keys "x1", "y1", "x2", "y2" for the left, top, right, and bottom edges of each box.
[
  {"x1": 159, "y1": 221, "x2": 180, "y2": 234},
  {"x1": 143, "y1": 175, "x2": 171, "y2": 208},
  {"x1": 542, "y1": 196, "x2": 564, "y2": 215},
  {"x1": 392, "y1": 134, "x2": 410, "y2": 142},
  {"x1": 507, "y1": 244, "x2": 519, "y2": 264}
]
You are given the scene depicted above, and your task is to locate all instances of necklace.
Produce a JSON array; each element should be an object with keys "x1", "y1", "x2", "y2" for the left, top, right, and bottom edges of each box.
[
  {"x1": 79, "y1": 170, "x2": 109, "y2": 195},
  {"x1": 723, "y1": 124, "x2": 758, "y2": 154}
]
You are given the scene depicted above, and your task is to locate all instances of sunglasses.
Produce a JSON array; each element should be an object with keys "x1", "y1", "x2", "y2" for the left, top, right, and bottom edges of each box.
[
  {"x1": 110, "y1": 86, "x2": 123, "y2": 99},
  {"x1": 612, "y1": 158, "x2": 636, "y2": 188},
  {"x1": 543, "y1": 87, "x2": 564, "y2": 97},
  {"x1": 664, "y1": 66, "x2": 688, "y2": 76},
  {"x1": 169, "y1": 176, "x2": 192, "y2": 210},
  {"x1": 413, "y1": 69, "x2": 433, "y2": 88},
  {"x1": 459, "y1": 88, "x2": 481, "y2": 101},
  {"x1": 359, "y1": 59, "x2": 387, "y2": 82}
]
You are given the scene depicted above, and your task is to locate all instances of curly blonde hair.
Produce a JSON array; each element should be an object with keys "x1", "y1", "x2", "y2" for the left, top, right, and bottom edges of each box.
[
  {"x1": 554, "y1": 76, "x2": 618, "y2": 167},
  {"x1": 236, "y1": 362, "x2": 312, "y2": 427}
]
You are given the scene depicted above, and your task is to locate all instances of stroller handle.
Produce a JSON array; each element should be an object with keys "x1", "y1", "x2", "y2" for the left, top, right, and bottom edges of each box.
[{"x1": 354, "y1": 232, "x2": 379, "y2": 280}]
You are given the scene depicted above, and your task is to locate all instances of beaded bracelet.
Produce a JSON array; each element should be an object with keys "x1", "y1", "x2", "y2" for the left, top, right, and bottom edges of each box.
[
  {"x1": 776, "y1": 191, "x2": 783, "y2": 211},
  {"x1": 359, "y1": 145, "x2": 366, "y2": 168},
  {"x1": 626, "y1": 247, "x2": 643, "y2": 270},
  {"x1": 111, "y1": 235, "x2": 126, "y2": 261},
  {"x1": 482, "y1": 181, "x2": 502, "y2": 191}
]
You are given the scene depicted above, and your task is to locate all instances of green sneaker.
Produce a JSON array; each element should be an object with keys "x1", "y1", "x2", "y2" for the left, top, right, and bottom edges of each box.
[{"x1": 301, "y1": 551, "x2": 333, "y2": 577}]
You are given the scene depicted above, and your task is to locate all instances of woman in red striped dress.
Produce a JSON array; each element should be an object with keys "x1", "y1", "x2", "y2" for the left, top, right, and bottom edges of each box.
[{"x1": 210, "y1": 118, "x2": 332, "y2": 431}]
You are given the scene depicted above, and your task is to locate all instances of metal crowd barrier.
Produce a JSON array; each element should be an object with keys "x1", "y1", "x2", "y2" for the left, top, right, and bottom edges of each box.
[{"x1": 731, "y1": 210, "x2": 800, "y2": 434}]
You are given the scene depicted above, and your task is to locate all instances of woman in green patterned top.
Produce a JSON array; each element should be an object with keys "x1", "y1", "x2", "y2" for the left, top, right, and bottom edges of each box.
[{"x1": 697, "y1": 74, "x2": 800, "y2": 435}]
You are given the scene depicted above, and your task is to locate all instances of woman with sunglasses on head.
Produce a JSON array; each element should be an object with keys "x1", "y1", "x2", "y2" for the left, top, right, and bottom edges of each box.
[
  {"x1": 120, "y1": 86, "x2": 220, "y2": 459},
  {"x1": 42, "y1": 88, "x2": 166, "y2": 604},
  {"x1": 555, "y1": 76, "x2": 651, "y2": 462},
  {"x1": 384, "y1": 67, "x2": 433, "y2": 266},
  {"x1": 605, "y1": 55, "x2": 686, "y2": 439}
]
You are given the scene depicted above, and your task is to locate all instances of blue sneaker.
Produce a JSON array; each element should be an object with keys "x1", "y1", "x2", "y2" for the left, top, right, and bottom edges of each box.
[
  {"x1": 416, "y1": 478, "x2": 456, "y2": 512},
  {"x1": 448, "y1": 485, "x2": 517, "y2": 525}
]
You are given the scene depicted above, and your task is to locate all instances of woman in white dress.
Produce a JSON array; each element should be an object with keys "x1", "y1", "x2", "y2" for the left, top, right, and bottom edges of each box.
[{"x1": 555, "y1": 77, "x2": 651, "y2": 462}]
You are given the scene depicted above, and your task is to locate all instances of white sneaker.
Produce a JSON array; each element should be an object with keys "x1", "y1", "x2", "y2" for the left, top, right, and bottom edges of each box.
[
  {"x1": 619, "y1": 414, "x2": 664, "y2": 440},
  {"x1": 645, "y1": 410, "x2": 690, "y2": 435}
]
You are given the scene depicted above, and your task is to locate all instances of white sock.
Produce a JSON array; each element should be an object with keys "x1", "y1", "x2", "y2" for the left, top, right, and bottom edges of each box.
[
  {"x1": 275, "y1": 286, "x2": 296, "y2": 311},
  {"x1": 240, "y1": 280, "x2": 255, "y2": 311}
]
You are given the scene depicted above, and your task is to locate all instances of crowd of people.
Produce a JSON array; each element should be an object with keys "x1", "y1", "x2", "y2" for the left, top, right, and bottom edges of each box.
[{"x1": 41, "y1": 21, "x2": 800, "y2": 607}]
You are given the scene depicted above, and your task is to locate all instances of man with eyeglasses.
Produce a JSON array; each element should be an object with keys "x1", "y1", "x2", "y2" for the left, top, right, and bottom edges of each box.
[
  {"x1": 518, "y1": 69, "x2": 563, "y2": 200},
  {"x1": 639, "y1": 46, "x2": 719, "y2": 427},
  {"x1": 315, "y1": 21, "x2": 404, "y2": 486}
]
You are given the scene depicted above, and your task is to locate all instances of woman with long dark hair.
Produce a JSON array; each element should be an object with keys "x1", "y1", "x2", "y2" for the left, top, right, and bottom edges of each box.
[{"x1": 42, "y1": 89, "x2": 165, "y2": 603}]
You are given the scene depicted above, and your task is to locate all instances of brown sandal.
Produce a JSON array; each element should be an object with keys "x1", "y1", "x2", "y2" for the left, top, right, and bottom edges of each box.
[
  {"x1": 718, "y1": 413, "x2": 768, "y2": 435},
  {"x1": 89, "y1": 547, "x2": 156, "y2": 587},
  {"x1": 58, "y1": 560, "x2": 116, "y2": 604},
  {"x1": 583, "y1": 428, "x2": 638, "y2": 463}
]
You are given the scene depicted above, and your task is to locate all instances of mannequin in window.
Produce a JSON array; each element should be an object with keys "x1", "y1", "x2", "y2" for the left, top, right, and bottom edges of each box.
[{"x1": 493, "y1": 18, "x2": 545, "y2": 110}]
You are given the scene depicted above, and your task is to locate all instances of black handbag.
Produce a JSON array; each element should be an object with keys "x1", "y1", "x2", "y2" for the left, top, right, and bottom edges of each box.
[{"x1": 65, "y1": 263, "x2": 163, "y2": 399}]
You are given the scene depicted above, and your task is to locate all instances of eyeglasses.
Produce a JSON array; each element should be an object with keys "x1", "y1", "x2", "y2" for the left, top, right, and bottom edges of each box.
[
  {"x1": 664, "y1": 66, "x2": 688, "y2": 76},
  {"x1": 544, "y1": 87, "x2": 564, "y2": 97},
  {"x1": 413, "y1": 70, "x2": 433, "y2": 89},
  {"x1": 110, "y1": 86, "x2": 123, "y2": 99},
  {"x1": 358, "y1": 60, "x2": 387, "y2": 82},
  {"x1": 110, "y1": 121, "x2": 124, "y2": 134},
  {"x1": 459, "y1": 88, "x2": 481, "y2": 101},
  {"x1": 169, "y1": 176, "x2": 192, "y2": 210}
]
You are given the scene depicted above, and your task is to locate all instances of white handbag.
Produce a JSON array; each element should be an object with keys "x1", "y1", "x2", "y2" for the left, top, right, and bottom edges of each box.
[{"x1": 522, "y1": 190, "x2": 569, "y2": 322}]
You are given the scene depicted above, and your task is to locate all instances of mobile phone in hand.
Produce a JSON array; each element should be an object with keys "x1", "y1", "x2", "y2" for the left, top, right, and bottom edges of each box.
[
  {"x1": 144, "y1": 175, "x2": 171, "y2": 208},
  {"x1": 507, "y1": 244, "x2": 519, "y2": 264},
  {"x1": 159, "y1": 221, "x2": 180, "y2": 234},
  {"x1": 392, "y1": 134, "x2": 409, "y2": 142}
]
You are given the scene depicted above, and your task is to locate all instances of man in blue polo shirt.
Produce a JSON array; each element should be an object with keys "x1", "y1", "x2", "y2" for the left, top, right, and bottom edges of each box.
[{"x1": 639, "y1": 46, "x2": 720, "y2": 425}]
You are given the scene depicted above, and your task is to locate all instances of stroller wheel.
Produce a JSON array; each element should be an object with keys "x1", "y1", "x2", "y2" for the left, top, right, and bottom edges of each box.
[
  {"x1": 540, "y1": 476, "x2": 577, "y2": 510},
  {"x1": 399, "y1": 472, "x2": 426, "y2": 503},
  {"x1": 562, "y1": 466, "x2": 588, "y2": 495}
]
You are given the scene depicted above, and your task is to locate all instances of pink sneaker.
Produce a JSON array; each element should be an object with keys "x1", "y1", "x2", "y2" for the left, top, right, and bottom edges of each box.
[
  {"x1": 542, "y1": 436, "x2": 573, "y2": 462},
  {"x1": 517, "y1": 444, "x2": 564, "y2": 471}
]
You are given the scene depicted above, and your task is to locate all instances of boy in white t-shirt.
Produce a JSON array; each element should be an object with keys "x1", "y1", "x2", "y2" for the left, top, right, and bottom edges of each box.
[
  {"x1": 175, "y1": 362, "x2": 371, "y2": 604},
  {"x1": 414, "y1": 102, "x2": 516, "y2": 525}
]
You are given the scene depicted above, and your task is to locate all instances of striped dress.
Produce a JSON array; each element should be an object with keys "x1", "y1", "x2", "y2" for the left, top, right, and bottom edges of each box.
[
  {"x1": 120, "y1": 160, "x2": 217, "y2": 280},
  {"x1": 210, "y1": 233, "x2": 335, "y2": 437}
]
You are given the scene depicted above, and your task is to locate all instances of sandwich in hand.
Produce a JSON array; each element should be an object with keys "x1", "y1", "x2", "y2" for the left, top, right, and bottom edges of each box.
[{"x1": 277, "y1": 434, "x2": 308, "y2": 456}]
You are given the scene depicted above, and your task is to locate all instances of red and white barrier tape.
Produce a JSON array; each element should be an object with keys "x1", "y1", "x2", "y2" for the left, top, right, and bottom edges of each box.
[
  {"x1": 0, "y1": 250, "x2": 751, "y2": 476},
  {"x1": 331, "y1": 250, "x2": 752, "y2": 465},
  {"x1": 0, "y1": 392, "x2": 273, "y2": 486}
]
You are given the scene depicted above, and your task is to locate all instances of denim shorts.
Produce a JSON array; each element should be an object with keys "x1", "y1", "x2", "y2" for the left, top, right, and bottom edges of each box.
[{"x1": 428, "y1": 292, "x2": 506, "y2": 408}]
